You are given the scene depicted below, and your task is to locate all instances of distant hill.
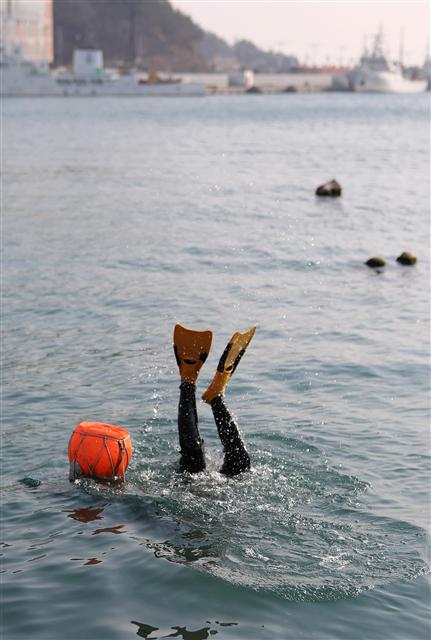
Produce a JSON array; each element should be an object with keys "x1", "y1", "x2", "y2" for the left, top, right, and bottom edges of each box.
[
  {"x1": 53, "y1": 0, "x2": 205, "y2": 70},
  {"x1": 53, "y1": 0, "x2": 298, "y2": 72}
]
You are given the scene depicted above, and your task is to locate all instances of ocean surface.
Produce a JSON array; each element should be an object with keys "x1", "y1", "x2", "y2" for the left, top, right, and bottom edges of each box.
[{"x1": 3, "y1": 93, "x2": 430, "y2": 640}]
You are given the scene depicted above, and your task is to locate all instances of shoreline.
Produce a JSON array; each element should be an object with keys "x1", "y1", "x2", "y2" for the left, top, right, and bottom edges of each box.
[{"x1": 180, "y1": 71, "x2": 335, "y2": 93}]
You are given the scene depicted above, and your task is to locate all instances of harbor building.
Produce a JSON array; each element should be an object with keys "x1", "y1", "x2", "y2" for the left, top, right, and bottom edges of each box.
[{"x1": 1, "y1": 0, "x2": 53, "y2": 64}]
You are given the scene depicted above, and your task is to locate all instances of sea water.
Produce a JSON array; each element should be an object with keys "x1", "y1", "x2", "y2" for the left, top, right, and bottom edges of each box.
[{"x1": 3, "y1": 93, "x2": 430, "y2": 639}]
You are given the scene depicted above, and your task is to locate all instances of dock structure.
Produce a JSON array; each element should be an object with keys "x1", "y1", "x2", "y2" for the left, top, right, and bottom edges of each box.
[{"x1": 180, "y1": 72, "x2": 335, "y2": 95}]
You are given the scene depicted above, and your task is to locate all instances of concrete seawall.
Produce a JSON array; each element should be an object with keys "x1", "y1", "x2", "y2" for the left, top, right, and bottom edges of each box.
[{"x1": 177, "y1": 72, "x2": 336, "y2": 93}]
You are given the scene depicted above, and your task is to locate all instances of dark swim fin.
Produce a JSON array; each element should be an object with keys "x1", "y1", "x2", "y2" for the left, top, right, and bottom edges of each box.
[
  {"x1": 173, "y1": 324, "x2": 213, "y2": 384},
  {"x1": 202, "y1": 326, "x2": 256, "y2": 404}
]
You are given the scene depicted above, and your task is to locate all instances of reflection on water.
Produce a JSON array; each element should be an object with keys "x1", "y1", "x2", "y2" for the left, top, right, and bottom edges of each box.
[
  {"x1": 70, "y1": 556, "x2": 104, "y2": 565},
  {"x1": 92, "y1": 524, "x2": 126, "y2": 535},
  {"x1": 142, "y1": 528, "x2": 221, "y2": 567},
  {"x1": 131, "y1": 620, "x2": 238, "y2": 639},
  {"x1": 65, "y1": 506, "x2": 105, "y2": 523},
  {"x1": 65, "y1": 505, "x2": 126, "y2": 534},
  {"x1": 27, "y1": 554, "x2": 46, "y2": 563},
  {"x1": 84, "y1": 557, "x2": 102, "y2": 566}
]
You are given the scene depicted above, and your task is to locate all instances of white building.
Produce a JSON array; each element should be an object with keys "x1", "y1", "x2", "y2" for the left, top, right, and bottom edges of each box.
[{"x1": 1, "y1": 0, "x2": 53, "y2": 64}]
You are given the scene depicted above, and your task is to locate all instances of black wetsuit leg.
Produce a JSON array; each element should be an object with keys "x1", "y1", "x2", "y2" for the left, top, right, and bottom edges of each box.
[
  {"x1": 178, "y1": 381, "x2": 206, "y2": 473},
  {"x1": 211, "y1": 395, "x2": 250, "y2": 476}
]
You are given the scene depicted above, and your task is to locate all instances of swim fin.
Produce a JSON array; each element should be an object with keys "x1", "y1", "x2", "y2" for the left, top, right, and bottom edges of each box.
[
  {"x1": 202, "y1": 326, "x2": 256, "y2": 404},
  {"x1": 173, "y1": 324, "x2": 213, "y2": 384}
]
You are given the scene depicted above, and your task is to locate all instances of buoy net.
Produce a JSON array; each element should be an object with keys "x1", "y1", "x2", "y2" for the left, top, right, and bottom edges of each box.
[{"x1": 68, "y1": 422, "x2": 132, "y2": 482}]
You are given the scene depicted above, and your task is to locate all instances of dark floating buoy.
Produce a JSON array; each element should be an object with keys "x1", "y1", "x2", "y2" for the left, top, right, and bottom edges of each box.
[
  {"x1": 19, "y1": 476, "x2": 41, "y2": 488},
  {"x1": 366, "y1": 257, "x2": 386, "y2": 268},
  {"x1": 315, "y1": 179, "x2": 342, "y2": 197},
  {"x1": 396, "y1": 251, "x2": 417, "y2": 266},
  {"x1": 246, "y1": 85, "x2": 262, "y2": 94}
]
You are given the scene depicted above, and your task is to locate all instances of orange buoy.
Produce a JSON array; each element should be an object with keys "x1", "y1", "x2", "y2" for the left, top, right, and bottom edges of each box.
[{"x1": 68, "y1": 422, "x2": 132, "y2": 482}]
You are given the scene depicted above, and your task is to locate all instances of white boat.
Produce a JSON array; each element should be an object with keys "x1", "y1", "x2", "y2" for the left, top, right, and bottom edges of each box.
[
  {"x1": 423, "y1": 56, "x2": 431, "y2": 91},
  {"x1": 1, "y1": 46, "x2": 58, "y2": 95},
  {"x1": 350, "y1": 33, "x2": 427, "y2": 94},
  {"x1": 1, "y1": 48, "x2": 206, "y2": 97}
]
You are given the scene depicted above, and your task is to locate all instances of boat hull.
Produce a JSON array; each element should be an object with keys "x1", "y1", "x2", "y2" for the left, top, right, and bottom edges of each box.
[
  {"x1": 1, "y1": 66, "x2": 206, "y2": 97},
  {"x1": 351, "y1": 70, "x2": 427, "y2": 94},
  {"x1": 55, "y1": 80, "x2": 206, "y2": 97}
]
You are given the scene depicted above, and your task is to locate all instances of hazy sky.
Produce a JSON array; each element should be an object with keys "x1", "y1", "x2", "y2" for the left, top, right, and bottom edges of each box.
[{"x1": 171, "y1": 1, "x2": 429, "y2": 66}]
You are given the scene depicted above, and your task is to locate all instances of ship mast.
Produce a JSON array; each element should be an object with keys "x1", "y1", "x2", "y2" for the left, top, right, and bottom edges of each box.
[
  {"x1": 398, "y1": 26, "x2": 404, "y2": 68},
  {"x1": 128, "y1": 0, "x2": 135, "y2": 69}
]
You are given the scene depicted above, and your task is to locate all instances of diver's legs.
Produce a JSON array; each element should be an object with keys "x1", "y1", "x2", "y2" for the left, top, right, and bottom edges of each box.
[
  {"x1": 211, "y1": 395, "x2": 250, "y2": 476},
  {"x1": 173, "y1": 323, "x2": 212, "y2": 473},
  {"x1": 178, "y1": 381, "x2": 206, "y2": 473}
]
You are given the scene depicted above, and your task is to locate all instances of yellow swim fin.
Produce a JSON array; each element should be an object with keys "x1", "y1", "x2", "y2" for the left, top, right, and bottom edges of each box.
[
  {"x1": 202, "y1": 326, "x2": 256, "y2": 404},
  {"x1": 173, "y1": 323, "x2": 213, "y2": 384}
]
